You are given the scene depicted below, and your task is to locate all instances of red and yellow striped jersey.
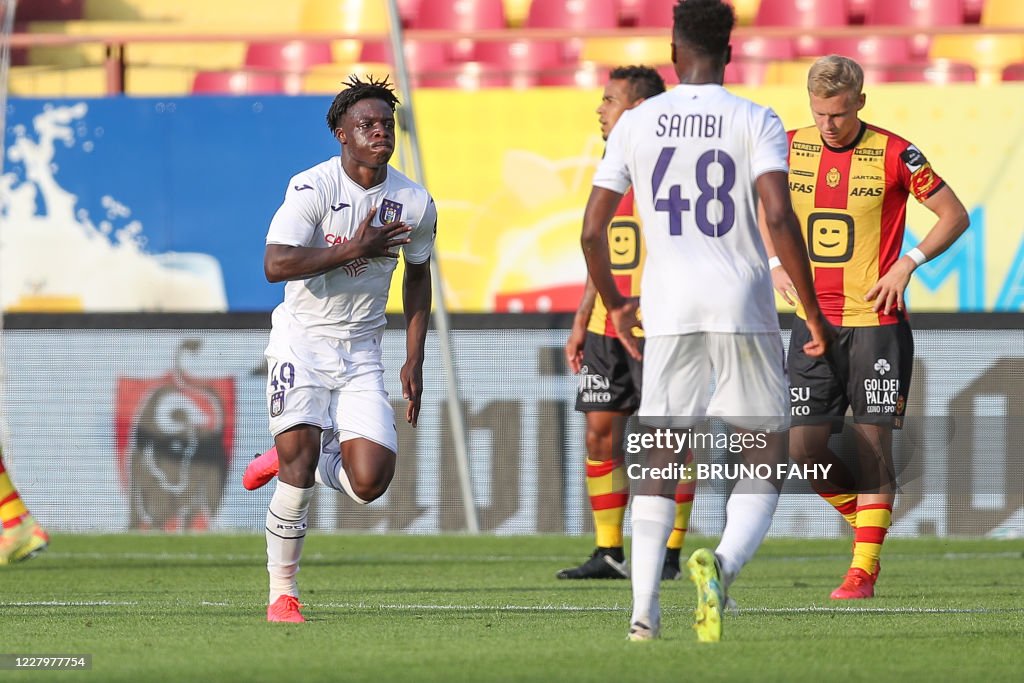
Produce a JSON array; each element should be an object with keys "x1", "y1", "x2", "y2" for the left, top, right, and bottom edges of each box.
[
  {"x1": 588, "y1": 189, "x2": 646, "y2": 338},
  {"x1": 788, "y1": 122, "x2": 944, "y2": 326}
]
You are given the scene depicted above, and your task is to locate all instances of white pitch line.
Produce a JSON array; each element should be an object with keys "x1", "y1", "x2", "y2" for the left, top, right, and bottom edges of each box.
[{"x1": 0, "y1": 601, "x2": 138, "y2": 607}]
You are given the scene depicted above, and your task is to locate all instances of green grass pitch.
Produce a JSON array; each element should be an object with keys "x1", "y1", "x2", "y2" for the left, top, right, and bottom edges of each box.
[{"x1": 1, "y1": 534, "x2": 1022, "y2": 682}]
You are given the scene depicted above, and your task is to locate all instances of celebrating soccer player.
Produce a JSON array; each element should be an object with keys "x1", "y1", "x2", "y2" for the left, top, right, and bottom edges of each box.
[
  {"x1": 582, "y1": 0, "x2": 830, "y2": 642},
  {"x1": 255, "y1": 75, "x2": 435, "y2": 623},
  {"x1": 561, "y1": 65, "x2": 697, "y2": 582},
  {"x1": 762, "y1": 55, "x2": 969, "y2": 599}
]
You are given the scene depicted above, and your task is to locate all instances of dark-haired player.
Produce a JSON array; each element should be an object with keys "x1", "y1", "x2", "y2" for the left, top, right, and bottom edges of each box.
[
  {"x1": 582, "y1": 0, "x2": 830, "y2": 641},
  {"x1": 762, "y1": 55, "x2": 969, "y2": 600},
  {"x1": 256, "y1": 75, "x2": 435, "y2": 623},
  {"x1": 561, "y1": 65, "x2": 697, "y2": 582}
]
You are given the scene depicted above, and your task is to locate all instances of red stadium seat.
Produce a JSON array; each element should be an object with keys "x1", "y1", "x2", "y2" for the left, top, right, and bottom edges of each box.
[
  {"x1": 192, "y1": 70, "x2": 286, "y2": 94},
  {"x1": 418, "y1": 62, "x2": 521, "y2": 89},
  {"x1": 865, "y1": 0, "x2": 964, "y2": 26},
  {"x1": 245, "y1": 41, "x2": 334, "y2": 72},
  {"x1": 884, "y1": 59, "x2": 975, "y2": 84},
  {"x1": 634, "y1": 0, "x2": 679, "y2": 28},
  {"x1": 473, "y1": 39, "x2": 566, "y2": 72},
  {"x1": 1001, "y1": 62, "x2": 1024, "y2": 81},
  {"x1": 963, "y1": 0, "x2": 984, "y2": 23},
  {"x1": 414, "y1": 0, "x2": 508, "y2": 61},
  {"x1": 360, "y1": 39, "x2": 451, "y2": 72},
  {"x1": 525, "y1": 0, "x2": 619, "y2": 30},
  {"x1": 537, "y1": 62, "x2": 609, "y2": 87},
  {"x1": 755, "y1": 0, "x2": 850, "y2": 57},
  {"x1": 15, "y1": 0, "x2": 82, "y2": 21},
  {"x1": 847, "y1": 0, "x2": 870, "y2": 23},
  {"x1": 822, "y1": 36, "x2": 914, "y2": 66},
  {"x1": 730, "y1": 36, "x2": 796, "y2": 86}
]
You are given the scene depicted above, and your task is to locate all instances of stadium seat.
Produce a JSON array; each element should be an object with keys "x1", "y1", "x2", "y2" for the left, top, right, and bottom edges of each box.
[
  {"x1": 537, "y1": 62, "x2": 609, "y2": 87},
  {"x1": 963, "y1": 0, "x2": 984, "y2": 23},
  {"x1": 126, "y1": 66, "x2": 197, "y2": 95},
  {"x1": 192, "y1": 70, "x2": 286, "y2": 95},
  {"x1": 1002, "y1": 62, "x2": 1024, "y2": 81},
  {"x1": 414, "y1": 0, "x2": 509, "y2": 61},
  {"x1": 847, "y1": 0, "x2": 870, "y2": 23},
  {"x1": 474, "y1": 39, "x2": 566, "y2": 73},
  {"x1": 761, "y1": 59, "x2": 817, "y2": 86},
  {"x1": 730, "y1": 36, "x2": 796, "y2": 86},
  {"x1": 126, "y1": 43, "x2": 248, "y2": 70},
  {"x1": 981, "y1": 0, "x2": 1024, "y2": 26},
  {"x1": 301, "y1": 62, "x2": 395, "y2": 93},
  {"x1": 930, "y1": 34, "x2": 1024, "y2": 85},
  {"x1": 360, "y1": 39, "x2": 451, "y2": 72},
  {"x1": 245, "y1": 41, "x2": 335, "y2": 73},
  {"x1": 503, "y1": 0, "x2": 533, "y2": 27},
  {"x1": 8, "y1": 65, "x2": 105, "y2": 96},
  {"x1": 83, "y1": 0, "x2": 302, "y2": 29},
  {"x1": 300, "y1": 0, "x2": 392, "y2": 36},
  {"x1": 580, "y1": 37, "x2": 672, "y2": 67},
  {"x1": 418, "y1": 62, "x2": 520, "y2": 89},
  {"x1": 755, "y1": 0, "x2": 850, "y2": 57},
  {"x1": 884, "y1": 59, "x2": 975, "y2": 84},
  {"x1": 525, "y1": 0, "x2": 619, "y2": 30},
  {"x1": 633, "y1": 0, "x2": 678, "y2": 27},
  {"x1": 16, "y1": 0, "x2": 82, "y2": 21},
  {"x1": 822, "y1": 36, "x2": 914, "y2": 66},
  {"x1": 865, "y1": 0, "x2": 965, "y2": 57}
]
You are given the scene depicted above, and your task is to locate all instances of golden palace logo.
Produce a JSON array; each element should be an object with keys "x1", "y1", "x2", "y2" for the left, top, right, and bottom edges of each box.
[{"x1": 826, "y1": 167, "x2": 841, "y2": 188}]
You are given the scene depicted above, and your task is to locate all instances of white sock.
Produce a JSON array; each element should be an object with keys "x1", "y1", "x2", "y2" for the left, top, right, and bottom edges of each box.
[
  {"x1": 314, "y1": 444, "x2": 368, "y2": 504},
  {"x1": 715, "y1": 478, "x2": 779, "y2": 590},
  {"x1": 266, "y1": 481, "x2": 314, "y2": 603},
  {"x1": 629, "y1": 495, "x2": 675, "y2": 628}
]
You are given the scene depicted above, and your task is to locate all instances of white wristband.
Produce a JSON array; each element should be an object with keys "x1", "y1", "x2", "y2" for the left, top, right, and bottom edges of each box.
[
  {"x1": 768, "y1": 256, "x2": 782, "y2": 270},
  {"x1": 906, "y1": 247, "x2": 927, "y2": 266}
]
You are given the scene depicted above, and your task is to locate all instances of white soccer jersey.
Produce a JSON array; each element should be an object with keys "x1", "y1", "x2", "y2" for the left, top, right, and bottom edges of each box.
[
  {"x1": 593, "y1": 83, "x2": 789, "y2": 336},
  {"x1": 266, "y1": 157, "x2": 436, "y2": 340}
]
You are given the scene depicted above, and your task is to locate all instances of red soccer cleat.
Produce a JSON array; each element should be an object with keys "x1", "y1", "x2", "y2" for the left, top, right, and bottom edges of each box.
[
  {"x1": 243, "y1": 447, "x2": 280, "y2": 491},
  {"x1": 267, "y1": 595, "x2": 304, "y2": 623},
  {"x1": 830, "y1": 567, "x2": 875, "y2": 600}
]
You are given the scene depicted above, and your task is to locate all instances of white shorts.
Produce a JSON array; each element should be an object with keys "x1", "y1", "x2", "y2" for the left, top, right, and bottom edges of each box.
[
  {"x1": 265, "y1": 327, "x2": 398, "y2": 454},
  {"x1": 639, "y1": 332, "x2": 789, "y2": 432}
]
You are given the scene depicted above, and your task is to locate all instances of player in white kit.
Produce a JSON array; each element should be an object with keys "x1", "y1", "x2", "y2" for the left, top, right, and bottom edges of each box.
[
  {"x1": 260, "y1": 76, "x2": 435, "y2": 623},
  {"x1": 581, "y1": 0, "x2": 832, "y2": 642}
]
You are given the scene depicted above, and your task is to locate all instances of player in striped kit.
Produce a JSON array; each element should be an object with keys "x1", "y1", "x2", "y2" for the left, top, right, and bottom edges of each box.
[
  {"x1": 763, "y1": 55, "x2": 969, "y2": 599},
  {"x1": 582, "y1": 0, "x2": 830, "y2": 642},
  {"x1": 0, "y1": 447, "x2": 49, "y2": 564},
  {"x1": 561, "y1": 66, "x2": 696, "y2": 582}
]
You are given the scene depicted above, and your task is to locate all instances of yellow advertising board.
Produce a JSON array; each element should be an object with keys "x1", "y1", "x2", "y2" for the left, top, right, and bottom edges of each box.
[{"x1": 386, "y1": 84, "x2": 1024, "y2": 313}]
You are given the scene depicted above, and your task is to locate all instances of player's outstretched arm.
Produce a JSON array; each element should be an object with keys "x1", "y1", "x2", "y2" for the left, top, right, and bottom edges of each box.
[
  {"x1": 581, "y1": 186, "x2": 641, "y2": 360},
  {"x1": 865, "y1": 185, "x2": 969, "y2": 315},
  {"x1": 264, "y1": 207, "x2": 412, "y2": 282},
  {"x1": 566, "y1": 277, "x2": 598, "y2": 373},
  {"x1": 757, "y1": 171, "x2": 834, "y2": 357},
  {"x1": 401, "y1": 258, "x2": 431, "y2": 427}
]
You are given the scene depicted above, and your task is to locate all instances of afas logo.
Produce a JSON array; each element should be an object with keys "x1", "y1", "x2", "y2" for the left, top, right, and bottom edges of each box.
[
  {"x1": 850, "y1": 187, "x2": 882, "y2": 197},
  {"x1": 789, "y1": 181, "x2": 814, "y2": 193}
]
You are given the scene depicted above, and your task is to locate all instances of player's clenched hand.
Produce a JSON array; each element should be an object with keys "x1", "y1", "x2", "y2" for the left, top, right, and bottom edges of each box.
[
  {"x1": 608, "y1": 299, "x2": 642, "y2": 361},
  {"x1": 348, "y1": 206, "x2": 412, "y2": 260},
  {"x1": 771, "y1": 264, "x2": 799, "y2": 306},
  {"x1": 802, "y1": 315, "x2": 835, "y2": 358},
  {"x1": 565, "y1": 321, "x2": 587, "y2": 374},
  {"x1": 400, "y1": 358, "x2": 423, "y2": 427},
  {"x1": 865, "y1": 257, "x2": 915, "y2": 315}
]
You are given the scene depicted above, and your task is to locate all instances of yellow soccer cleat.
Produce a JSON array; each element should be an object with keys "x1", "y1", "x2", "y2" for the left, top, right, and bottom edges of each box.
[
  {"x1": 687, "y1": 548, "x2": 724, "y2": 643},
  {"x1": 0, "y1": 516, "x2": 50, "y2": 565}
]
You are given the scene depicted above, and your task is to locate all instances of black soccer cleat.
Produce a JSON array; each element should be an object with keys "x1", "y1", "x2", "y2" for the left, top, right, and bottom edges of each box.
[
  {"x1": 661, "y1": 547, "x2": 682, "y2": 581},
  {"x1": 556, "y1": 547, "x2": 629, "y2": 579}
]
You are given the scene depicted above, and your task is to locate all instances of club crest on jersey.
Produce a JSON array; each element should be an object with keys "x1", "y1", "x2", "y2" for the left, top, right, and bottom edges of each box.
[
  {"x1": 826, "y1": 167, "x2": 841, "y2": 188},
  {"x1": 379, "y1": 199, "x2": 403, "y2": 224},
  {"x1": 270, "y1": 391, "x2": 285, "y2": 417}
]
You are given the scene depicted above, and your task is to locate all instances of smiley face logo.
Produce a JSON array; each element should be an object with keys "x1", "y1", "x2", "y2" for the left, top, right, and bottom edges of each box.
[
  {"x1": 807, "y1": 212, "x2": 854, "y2": 263},
  {"x1": 608, "y1": 219, "x2": 641, "y2": 270}
]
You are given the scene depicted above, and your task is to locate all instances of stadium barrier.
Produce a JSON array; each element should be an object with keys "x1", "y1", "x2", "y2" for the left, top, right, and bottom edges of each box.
[{"x1": 3, "y1": 313, "x2": 1021, "y2": 538}]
